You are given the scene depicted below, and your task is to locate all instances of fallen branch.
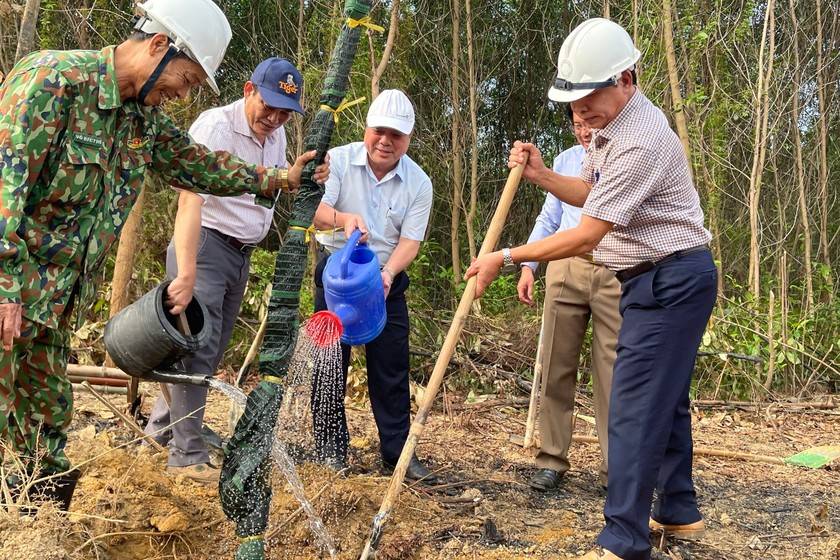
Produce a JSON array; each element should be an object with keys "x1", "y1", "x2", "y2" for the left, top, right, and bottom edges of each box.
[
  {"x1": 448, "y1": 397, "x2": 529, "y2": 411},
  {"x1": 692, "y1": 399, "x2": 837, "y2": 409},
  {"x1": 80, "y1": 381, "x2": 166, "y2": 453},
  {"x1": 511, "y1": 433, "x2": 785, "y2": 465}
]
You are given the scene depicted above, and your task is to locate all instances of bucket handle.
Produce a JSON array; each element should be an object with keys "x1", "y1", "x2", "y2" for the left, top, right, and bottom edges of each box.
[{"x1": 340, "y1": 229, "x2": 364, "y2": 279}]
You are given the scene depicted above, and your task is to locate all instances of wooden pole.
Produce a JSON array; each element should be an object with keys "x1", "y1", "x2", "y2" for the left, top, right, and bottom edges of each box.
[
  {"x1": 523, "y1": 313, "x2": 545, "y2": 450},
  {"x1": 359, "y1": 155, "x2": 528, "y2": 560},
  {"x1": 66, "y1": 364, "x2": 131, "y2": 380}
]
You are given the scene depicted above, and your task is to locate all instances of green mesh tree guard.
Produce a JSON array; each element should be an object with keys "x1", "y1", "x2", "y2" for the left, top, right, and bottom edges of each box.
[{"x1": 219, "y1": 1, "x2": 373, "y2": 558}]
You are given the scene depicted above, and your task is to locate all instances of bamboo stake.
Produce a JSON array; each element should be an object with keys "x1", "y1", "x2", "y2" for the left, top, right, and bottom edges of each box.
[
  {"x1": 359, "y1": 155, "x2": 528, "y2": 560},
  {"x1": 234, "y1": 311, "x2": 268, "y2": 387},
  {"x1": 523, "y1": 313, "x2": 545, "y2": 450}
]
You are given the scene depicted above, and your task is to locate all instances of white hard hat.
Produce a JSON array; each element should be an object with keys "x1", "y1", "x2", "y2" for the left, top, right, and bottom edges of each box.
[
  {"x1": 367, "y1": 90, "x2": 415, "y2": 134},
  {"x1": 134, "y1": 0, "x2": 232, "y2": 94},
  {"x1": 547, "y1": 18, "x2": 641, "y2": 103}
]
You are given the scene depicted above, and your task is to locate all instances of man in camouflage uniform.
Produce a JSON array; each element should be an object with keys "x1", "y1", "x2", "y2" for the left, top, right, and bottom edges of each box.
[{"x1": 0, "y1": 0, "x2": 327, "y2": 505}]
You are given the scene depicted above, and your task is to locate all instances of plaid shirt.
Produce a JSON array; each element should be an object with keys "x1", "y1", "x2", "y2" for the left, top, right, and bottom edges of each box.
[{"x1": 581, "y1": 90, "x2": 711, "y2": 270}]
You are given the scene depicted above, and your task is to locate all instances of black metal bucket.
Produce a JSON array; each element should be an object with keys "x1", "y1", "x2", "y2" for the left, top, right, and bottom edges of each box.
[{"x1": 104, "y1": 281, "x2": 210, "y2": 383}]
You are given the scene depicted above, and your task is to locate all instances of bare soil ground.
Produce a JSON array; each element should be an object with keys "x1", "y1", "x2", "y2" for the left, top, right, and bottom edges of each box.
[{"x1": 1, "y1": 386, "x2": 837, "y2": 560}]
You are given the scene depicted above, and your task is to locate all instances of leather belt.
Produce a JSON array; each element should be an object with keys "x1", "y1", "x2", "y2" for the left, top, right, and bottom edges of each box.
[
  {"x1": 206, "y1": 227, "x2": 256, "y2": 254},
  {"x1": 615, "y1": 244, "x2": 709, "y2": 283}
]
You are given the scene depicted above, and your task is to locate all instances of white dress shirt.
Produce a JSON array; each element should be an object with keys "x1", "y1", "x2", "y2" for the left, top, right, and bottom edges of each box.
[
  {"x1": 185, "y1": 98, "x2": 287, "y2": 244},
  {"x1": 315, "y1": 142, "x2": 433, "y2": 266}
]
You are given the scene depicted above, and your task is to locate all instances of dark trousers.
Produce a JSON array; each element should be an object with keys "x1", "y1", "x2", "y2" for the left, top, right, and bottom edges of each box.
[
  {"x1": 597, "y1": 249, "x2": 717, "y2": 560},
  {"x1": 311, "y1": 252, "x2": 411, "y2": 464}
]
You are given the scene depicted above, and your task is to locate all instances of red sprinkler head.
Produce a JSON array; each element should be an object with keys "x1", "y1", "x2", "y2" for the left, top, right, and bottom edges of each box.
[{"x1": 305, "y1": 311, "x2": 343, "y2": 348}]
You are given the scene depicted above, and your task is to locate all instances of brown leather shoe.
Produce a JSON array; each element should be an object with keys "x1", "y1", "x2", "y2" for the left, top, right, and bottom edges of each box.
[
  {"x1": 649, "y1": 518, "x2": 706, "y2": 540},
  {"x1": 166, "y1": 463, "x2": 220, "y2": 484},
  {"x1": 578, "y1": 546, "x2": 624, "y2": 559}
]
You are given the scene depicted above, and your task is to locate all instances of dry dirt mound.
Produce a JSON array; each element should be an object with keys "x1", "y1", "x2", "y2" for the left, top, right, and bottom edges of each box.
[{"x1": 1, "y1": 388, "x2": 837, "y2": 559}]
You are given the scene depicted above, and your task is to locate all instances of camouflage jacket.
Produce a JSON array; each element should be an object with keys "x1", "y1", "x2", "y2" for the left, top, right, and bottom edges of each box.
[{"x1": 0, "y1": 47, "x2": 282, "y2": 329}]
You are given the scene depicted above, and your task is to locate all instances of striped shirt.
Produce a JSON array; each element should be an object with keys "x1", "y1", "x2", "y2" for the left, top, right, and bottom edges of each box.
[
  {"x1": 581, "y1": 90, "x2": 711, "y2": 270},
  {"x1": 185, "y1": 98, "x2": 287, "y2": 244}
]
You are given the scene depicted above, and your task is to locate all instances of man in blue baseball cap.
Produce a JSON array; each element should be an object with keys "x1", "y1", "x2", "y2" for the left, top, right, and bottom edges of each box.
[
  {"x1": 250, "y1": 57, "x2": 305, "y2": 115},
  {"x1": 144, "y1": 57, "x2": 329, "y2": 483}
]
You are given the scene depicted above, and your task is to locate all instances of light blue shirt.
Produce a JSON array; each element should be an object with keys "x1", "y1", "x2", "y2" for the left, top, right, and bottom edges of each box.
[
  {"x1": 315, "y1": 141, "x2": 433, "y2": 266},
  {"x1": 522, "y1": 144, "x2": 586, "y2": 272}
]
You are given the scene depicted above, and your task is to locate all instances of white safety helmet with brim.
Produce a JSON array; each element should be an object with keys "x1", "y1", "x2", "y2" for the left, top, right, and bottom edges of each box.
[
  {"x1": 547, "y1": 18, "x2": 641, "y2": 103},
  {"x1": 134, "y1": 0, "x2": 232, "y2": 96}
]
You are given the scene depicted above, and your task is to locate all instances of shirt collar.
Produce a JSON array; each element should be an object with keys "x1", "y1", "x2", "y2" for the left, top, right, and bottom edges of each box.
[
  {"x1": 97, "y1": 45, "x2": 121, "y2": 111},
  {"x1": 232, "y1": 98, "x2": 281, "y2": 147},
  {"x1": 591, "y1": 88, "x2": 643, "y2": 148}
]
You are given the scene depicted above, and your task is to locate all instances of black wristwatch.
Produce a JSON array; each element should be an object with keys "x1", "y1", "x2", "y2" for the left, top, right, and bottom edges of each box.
[{"x1": 501, "y1": 247, "x2": 517, "y2": 274}]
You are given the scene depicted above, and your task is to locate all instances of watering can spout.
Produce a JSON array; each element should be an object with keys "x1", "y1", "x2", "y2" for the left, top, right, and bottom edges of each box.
[{"x1": 148, "y1": 370, "x2": 213, "y2": 387}]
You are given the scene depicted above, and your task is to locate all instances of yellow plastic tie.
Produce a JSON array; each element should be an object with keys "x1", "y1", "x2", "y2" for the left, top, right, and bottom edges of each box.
[
  {"x1": 289, "y1": 225, "x2": 316, "y2": 243},
  {"x1": 346, "y1": 16, "x2": 385, "y2": 33},
  {"x1": 262, "y1": 375, "x2": 284, "y2": 385},
  {"x1": 239, "y1": 534, "x2": 265, "y2": 543},
  {"x1": 320, "y1": 96, "x2": 366, "y2": 124}
]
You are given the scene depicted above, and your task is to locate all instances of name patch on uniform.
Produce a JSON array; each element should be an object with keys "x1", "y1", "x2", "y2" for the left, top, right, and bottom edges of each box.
[{"x1": 73, "y1": 132, "x2": 105, "y2": 148}]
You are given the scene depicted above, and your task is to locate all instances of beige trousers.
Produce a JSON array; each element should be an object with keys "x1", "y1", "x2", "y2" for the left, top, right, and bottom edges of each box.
[{"x1": 536, "y1": 256, "x2": 622, "y2": 487}]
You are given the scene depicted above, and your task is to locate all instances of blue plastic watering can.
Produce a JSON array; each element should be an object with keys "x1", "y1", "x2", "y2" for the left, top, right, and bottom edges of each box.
[{"x1": 320, "y1": 229, "x2": 387, "y2": 345}]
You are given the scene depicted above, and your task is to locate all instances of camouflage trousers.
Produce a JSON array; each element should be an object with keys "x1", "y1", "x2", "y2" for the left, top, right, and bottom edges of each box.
[{"x1": 0, "y1": 316, "x2": 72, "y2": 474}]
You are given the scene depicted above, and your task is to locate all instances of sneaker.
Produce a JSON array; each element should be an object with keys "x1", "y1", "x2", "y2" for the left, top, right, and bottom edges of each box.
[{"x1": 166, "y1": 463, "x2": 220, "y2": 484}]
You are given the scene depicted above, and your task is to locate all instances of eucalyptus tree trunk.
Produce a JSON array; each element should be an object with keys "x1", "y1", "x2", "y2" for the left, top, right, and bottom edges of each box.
[
  {"x1": 371, "y1": 0, "x2": 400, "y2": 98},
  {"x1": 13, "y1": 0, "x2": 40, "y2": 62},
  {"x1": 748, "y1": 0, "x2": 775, "y2": 298},
  {"x1": 661, "y1": 0, "x2": 692, "y2": 171},
  {"x1": 450, "y1": 0, "x2": 463, "y2": 284},
  {"x1": 788, "y1": 0, "x2": 814, "y2": 315},
  {"x1": 105, "y1": 188, "x2": 147, "y2": 404},
  {"x1": 465, "y1": 0, "x2": 478, "y2": 259},
  {"x1": 296, "y1": 0, "x2": 305, "y2": 150},
  {"x1": 815, "y1": 0, "x2": 833, "y2": 302}
]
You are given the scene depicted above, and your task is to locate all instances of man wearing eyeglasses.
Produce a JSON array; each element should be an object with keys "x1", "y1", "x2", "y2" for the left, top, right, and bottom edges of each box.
[
  {"x1": 518, "y1": 106, "x2": 621, "y2": 494},
  {"x1": 144, "y1": 57, "x2": 330, "y2": 484}
]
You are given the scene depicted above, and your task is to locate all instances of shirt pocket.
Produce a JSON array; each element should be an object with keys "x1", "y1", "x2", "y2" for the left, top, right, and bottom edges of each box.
[
  {"x1": 384, "y1": 205, "x2": 406, "y2": 243},
  {"x1": 51, "y1": 137, "x2": 109, "y2": 206}
]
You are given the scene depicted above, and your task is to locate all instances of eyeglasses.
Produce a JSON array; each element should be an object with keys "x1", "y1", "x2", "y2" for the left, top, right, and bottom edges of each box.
[
  {"x1": 573, "y1": 124, "x2": 590, "y2": 132},
  {"x1": 260, "y1": 99, "x2": 291, "y2": 117}
]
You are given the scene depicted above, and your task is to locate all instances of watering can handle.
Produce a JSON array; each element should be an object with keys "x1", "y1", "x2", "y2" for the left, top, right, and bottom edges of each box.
[{"x1": 340, "y1": 229, "x2": 364, "y2": 278}]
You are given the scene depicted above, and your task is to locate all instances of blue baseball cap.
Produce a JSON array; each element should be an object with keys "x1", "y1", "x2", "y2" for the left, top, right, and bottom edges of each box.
[{"x1": 250, "y1": 57, "x2": 304, "y2": 115}]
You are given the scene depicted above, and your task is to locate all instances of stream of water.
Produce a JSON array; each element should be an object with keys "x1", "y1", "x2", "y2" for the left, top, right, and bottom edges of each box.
[{"x1": 209, "y1": 377, "x2": 338, "y2": 559}]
